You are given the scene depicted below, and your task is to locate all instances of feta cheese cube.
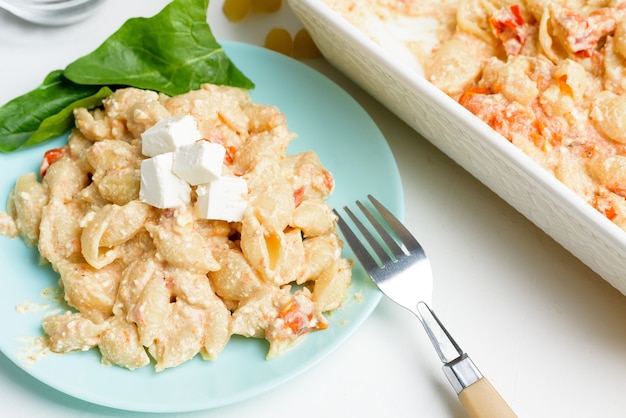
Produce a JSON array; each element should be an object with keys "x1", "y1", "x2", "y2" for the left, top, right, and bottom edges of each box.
[
  {"x1": 172, "y1": 141, "x2": 225, "y2": 185},
  {"x1": 141, "y1": 115, "x2": 203, "y2": 157},
  {"x1": 140, "y1": 152, "x2": 191, "y2": 209},
  {"x1": 196, "y1": 176, "x2": 248, "y2": 222}
]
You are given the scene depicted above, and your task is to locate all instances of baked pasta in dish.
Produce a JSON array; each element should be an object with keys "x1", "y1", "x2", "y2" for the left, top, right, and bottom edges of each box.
[
  {"x1": 2, "y1": 84, "x2": 352, "y2": 371},
  {"x1": 326, "y1": 0, "x2": 626, "y2": 230}
]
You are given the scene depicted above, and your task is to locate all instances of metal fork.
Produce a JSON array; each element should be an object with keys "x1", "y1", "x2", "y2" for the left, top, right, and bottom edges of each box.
[{"x1": 335, "y1": 195, "x2": 516, "y2": 418}]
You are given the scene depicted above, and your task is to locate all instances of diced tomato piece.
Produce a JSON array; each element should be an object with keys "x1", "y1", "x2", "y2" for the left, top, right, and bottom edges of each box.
[
  {"x1": 293, "y1": 186, "x2": 305, "y2": 207},
  {"x1": 321, "y1": 169, "x2": 334, "y2": 193},
  {"x1": 39, "y1": 147, "x2": 68, "y2": 178},
  {"x1": 458, "y1": 87, "x2": 492, "y2": 107},
  {"x1": 593, "y1": 196, "x2": 618, "y2": 221},
  {"x1": 224, "y1": 146, "x2": 237, "y2": 166},
  {"x1": 489, "y1": 5, "x2": 530, "y2": 56}
]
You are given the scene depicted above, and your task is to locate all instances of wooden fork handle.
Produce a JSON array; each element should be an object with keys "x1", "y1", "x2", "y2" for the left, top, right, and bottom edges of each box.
[{"x1": 458, "y1": 377, "x2": 517, "y2": 418}]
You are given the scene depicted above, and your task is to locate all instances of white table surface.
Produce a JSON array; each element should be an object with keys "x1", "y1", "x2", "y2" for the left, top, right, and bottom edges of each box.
[{"x1": 2, "y1": 1, "x2": 626, "y2": 417}]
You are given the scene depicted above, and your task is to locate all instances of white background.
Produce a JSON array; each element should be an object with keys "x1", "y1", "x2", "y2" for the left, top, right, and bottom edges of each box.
[{"x1": 1, "y1": 1, "x2": 626, "y2": 417}]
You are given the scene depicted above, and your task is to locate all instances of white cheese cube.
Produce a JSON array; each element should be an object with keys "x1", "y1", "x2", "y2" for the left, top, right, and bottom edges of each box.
[
  {"x1": 196, "y1": 176, "x2": 248, "y2": 222},
  {"x1": 172, "y1": 141, "x2": 225, "y2": 185},
  {"x1": 141, "y1": 115, "x2": 203, "y2": 157},
  {"x1": 140, "y1": 152, "x2": 191, "y2": 209}
]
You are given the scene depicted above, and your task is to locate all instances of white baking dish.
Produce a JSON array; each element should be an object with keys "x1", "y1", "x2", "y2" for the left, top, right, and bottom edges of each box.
[{"x1": 289, "y1": 0, "x2": 626, "y2": 295}]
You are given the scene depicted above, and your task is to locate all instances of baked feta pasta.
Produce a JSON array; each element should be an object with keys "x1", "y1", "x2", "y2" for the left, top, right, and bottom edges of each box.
[
  {"x1": 2, "y1": 84, "x2": 352, "y2": 371},
  {"x1": 326, "y1": 0, "x2": 626, "y2": 230}
]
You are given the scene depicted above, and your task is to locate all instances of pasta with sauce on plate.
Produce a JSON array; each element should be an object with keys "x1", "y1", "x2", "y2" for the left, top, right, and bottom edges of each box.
[{"x1": 2, "y1": 84, "x2": 352, "y2": 371}]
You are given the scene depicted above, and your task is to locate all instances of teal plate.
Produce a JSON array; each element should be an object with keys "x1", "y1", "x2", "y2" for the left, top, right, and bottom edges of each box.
[{"x1": 0, "y1": 41, "x2": 403, "y2": 413}]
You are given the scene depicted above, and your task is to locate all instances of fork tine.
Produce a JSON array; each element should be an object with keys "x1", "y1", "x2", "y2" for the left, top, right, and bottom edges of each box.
[
  {"x1": 334, "y1": 209, "x2": 380, "y2": 273},
  {"x1": 368, "y1": 195, "x2": 422, "y2": 253},
  {"x1": 356, "y1": 200, "x2": 406, "y2": 259},
  {"x1": 345, "y1": 204, "x2": 395, "y2": 265}
]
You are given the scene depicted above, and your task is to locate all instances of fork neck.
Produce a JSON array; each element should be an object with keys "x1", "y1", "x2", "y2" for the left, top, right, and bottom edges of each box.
[
  {"x1": 416, "y1": 302, "x2": 463, "y2": 363},
  {"x1": 416, "y1": 302, "x2": 483, "y2": 393}
]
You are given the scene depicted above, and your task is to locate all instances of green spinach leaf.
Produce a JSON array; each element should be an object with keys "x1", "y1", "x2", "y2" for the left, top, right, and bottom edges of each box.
[
  {"x1": 64, "y1": 0, "x2": 254, "y2": 95},
  {"x1": 0, "y1": 0, "x2": 254, "y2": 152},
  {"x1": 0, "y1": 71, "x2": 104, "y2": 152},
  {"x1": 23, "y1": 86, "x2": 112, "y2": 149}
]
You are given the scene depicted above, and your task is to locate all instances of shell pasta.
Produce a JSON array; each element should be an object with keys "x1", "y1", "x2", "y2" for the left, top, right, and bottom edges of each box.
[
  {"x1": 2, "y1": 84, "x2": 352, "y2": 371},
  {"x1": 326, "y1": 0, "x2": 626, "y2": 231}
]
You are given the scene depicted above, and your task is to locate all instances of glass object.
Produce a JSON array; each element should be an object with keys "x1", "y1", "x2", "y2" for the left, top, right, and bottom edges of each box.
[{"x1": 0, "y1": 0, "x2": 106, "y2": 26}]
